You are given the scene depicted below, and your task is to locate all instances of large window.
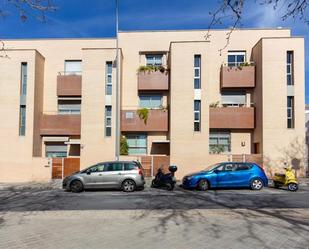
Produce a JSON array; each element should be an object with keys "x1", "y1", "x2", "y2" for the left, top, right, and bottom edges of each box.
[
  {"x1": 106, "y1": 62, "x2": 113, "y2": 95},
  {"x1": 209, "y1": 132, "x2": 231, "y2": 154},
  {"x1": 19, "y1": 105, "x2": 26, "y2": 136},
  {"x1": 139, "y1": 95, "x2": 162, "y2": 109},
  {"x1": 58, "y1": 100, "x2": 81, "y2": 114},
  {"x1": 227, "y1": 51, "x2": 246, "y2": 67},
  {"x1": 146, "y1": 54, "x2": 163, "y2": 66},
  {"x1": 194, "y1": 55, "x2": 201, "y2": 89},
  {"x1": 105, "y1": 106, "x2": 112, "y2": 137},
  {"x1": 287, "y1": 96, "x2": 295, "y2": 129},
  {"x1": 64, "y1": 60, "x2": 82, "y2": 75},
  {"x1": 221, "y1": 91, "x2": 246, "y2": 107},
  {"x1": 126, "y1": 134, "x2": 147, "y2": 155},
  {"x1": 45, "y1": 143, "x2": 67, "y2": 158},
  {"x1": 287, "y1": 51, "x2": 294, "y2": 85},
  {"x1": 20, "y1": 62, "x2": 28, "y2": 95},
  {"x1": 194, "y1": 100, "x2": 201, "y2": 131}
]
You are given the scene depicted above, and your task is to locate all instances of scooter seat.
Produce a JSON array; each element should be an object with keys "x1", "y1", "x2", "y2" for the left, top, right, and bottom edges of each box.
[{"x1": 275, "y1": 173, "x2": 285, "y2": 177}]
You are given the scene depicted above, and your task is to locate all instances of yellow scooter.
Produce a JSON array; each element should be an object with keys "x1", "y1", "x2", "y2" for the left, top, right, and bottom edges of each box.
[{"x1": 273, "y1": 167, "x2": 298, "y2": 191}]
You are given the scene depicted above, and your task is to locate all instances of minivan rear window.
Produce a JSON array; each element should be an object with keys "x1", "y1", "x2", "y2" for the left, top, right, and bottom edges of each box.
[{"x1": 124, "y1": 163, "x2": 137, "y2": 171}]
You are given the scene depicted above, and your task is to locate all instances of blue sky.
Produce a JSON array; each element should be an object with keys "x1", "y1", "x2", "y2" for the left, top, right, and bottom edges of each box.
[{"x1": 0, "y1": 0, "x2": 308, "y2": 102}]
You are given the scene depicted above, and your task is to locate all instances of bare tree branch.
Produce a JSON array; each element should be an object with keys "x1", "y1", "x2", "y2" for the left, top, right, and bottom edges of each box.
[{"x1": 206, "y1": 0, "x2": 308, "y2": 53}]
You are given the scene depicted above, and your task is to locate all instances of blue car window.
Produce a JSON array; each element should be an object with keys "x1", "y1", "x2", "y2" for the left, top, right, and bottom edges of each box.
[
  {"x1": 236, "y1": 164, "x2": 250, "y2": 171},
  {"x1": 224, "y1": 164, "x2": 237, "y2": 171}
]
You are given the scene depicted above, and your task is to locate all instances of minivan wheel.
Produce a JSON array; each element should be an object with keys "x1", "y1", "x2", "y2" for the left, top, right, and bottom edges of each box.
[
  {"x1": 250, "y1": 178, "x2": 263, "y2": 190},
  {"x1": 70, "y1": 180, "x2": 84, "y2": 193},
  {"x1": 122, "y1": 179, "x2": 136, "y2": 192},
  {"x1": 198, "y1": 179, "x2": 209, "y2": 191}
]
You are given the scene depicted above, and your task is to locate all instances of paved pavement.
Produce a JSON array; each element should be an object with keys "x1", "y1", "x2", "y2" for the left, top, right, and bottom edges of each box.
[{"x1": 0, "y1": 185, "x2": 309, "y2": 249}]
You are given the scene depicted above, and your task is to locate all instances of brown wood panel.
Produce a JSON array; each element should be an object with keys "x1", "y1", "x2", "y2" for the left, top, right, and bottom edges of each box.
[
  {"x1": 52, "y1": 158, "x2": 63, "y2": 179},
  {"x1": 121, "y1": 109, "x2": 168, "y2": 132},
  {"x1": 153, "y1": 156, "x2": 170, "y2": 174},
  {"x1": 40, "y1": 114, "x2": 81, "y2": 136},
  {"x1": 232, "y1": 154, "x2": 263, "y2": 167},
  {"x1": 141, "y1": 156, "x2": 152, "y2": 177},
  {"x1": 63, "y1": 158, "x2": 80, "y2": 177},
  {"x1": 221, "y1": 65, "x2": 255, "y2": 88},
  {"x1": 138, "y1": 71, "x2": 169, "y2": 91},
  {"x1": 209, "y1": 107, "x2": 255, "y2": 129},
  {"x1": 57, "y1": 75, "x2": 82, "y2": 96}
]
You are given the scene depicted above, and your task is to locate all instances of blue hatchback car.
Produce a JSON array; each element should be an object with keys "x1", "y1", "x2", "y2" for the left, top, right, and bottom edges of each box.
[{"x1": 182, "y1": 162, "x2": 268, "y2": 191}]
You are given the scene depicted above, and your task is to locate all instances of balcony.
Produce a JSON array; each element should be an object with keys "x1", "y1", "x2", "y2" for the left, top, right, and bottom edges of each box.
[
  {"x1": 40, "y1": 114, "x2": 81, "y2": 136},
  {"x1": 121, "y1": 109, "x2": 168, "y2": 132},
  {"x1": 138, "y1": 71, "x2": 169, "y2": 91},
  {"x1": 57, "y1": 73, "x2": 82, "y2": 96},
  {"x1": 209, "y1": 107, "x2": 255, "y2": 129},
  {"x1": 220, "y1": 65, "x2": 255, "y2": 89}
]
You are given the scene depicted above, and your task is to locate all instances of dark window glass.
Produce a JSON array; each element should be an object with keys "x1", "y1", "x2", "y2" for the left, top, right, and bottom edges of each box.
[
  {"x1": 194, "y1": 55, "x2": 201, "y2": 67},
  {"x1": 19, "y1": 105, "x2": 26, "y2": 136},
  {"x1": 236, "y1": 164, "x2": 250, "y2": 171},
  {"x1": 124, "y1": 163, "x2": 137, "y2": 171},
  {"x1": 105, "y1": 163, "x2": 123, "y2": 171}
]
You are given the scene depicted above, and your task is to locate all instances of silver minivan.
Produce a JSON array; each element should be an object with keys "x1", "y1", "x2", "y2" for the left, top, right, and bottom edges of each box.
[{"x1": 62, "y1": 161, "x2": 145, "y2": 192}]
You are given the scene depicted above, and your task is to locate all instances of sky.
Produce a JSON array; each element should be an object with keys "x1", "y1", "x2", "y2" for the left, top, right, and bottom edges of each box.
[{"x1": 0, "y1": 0, "x2": 308, "y2": 102}]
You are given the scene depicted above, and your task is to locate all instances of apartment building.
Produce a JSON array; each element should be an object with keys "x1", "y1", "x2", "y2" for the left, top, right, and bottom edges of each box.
[{"x1": 0, "y1": 28, "x2": 306, "y2": 182}]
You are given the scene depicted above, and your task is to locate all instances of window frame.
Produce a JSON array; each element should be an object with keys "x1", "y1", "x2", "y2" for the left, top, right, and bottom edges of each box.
[
  {"x1": 19, "y1": 105, "x2": 26, "y2": 136},
  {"x1": 287, "y1": 51, "x2": 294, "y2": 86},
  {"x1": 146, "y1": 54, "x2": 163, "y2": 66},
  {"x1": 106, "y1": 61, "x2": 113, "y2": 95},
  {"x1": 194, "y1": 100, "x2": 201, "y2": 132},
  {"x1": 139, "y1": 94, "x2": 163, "y2": 109},
  {"x1": 126, "y1": 134, "x2": 147, "y2": 155},
  {"x1": 227, "y1": 51, "x2": 246, "y2": 67},
  {"x1": 194, "y1": 55, "x2": 201, "y2": 89},
  {"x1": 287, "y1": 96, "x2": 295, "y2": 129},
  {"x1": 105, "y1": 106, "x2": 112, "y2": 137},
  {"x1": 209, "y1": 131, "x2": 231, "y2": 154},
  {"x1": 64, "y1": 60, "x2": 82, "y2": 75},
  {"x1": 58, "y1": 99, "x2": 81, "y2": 115}
]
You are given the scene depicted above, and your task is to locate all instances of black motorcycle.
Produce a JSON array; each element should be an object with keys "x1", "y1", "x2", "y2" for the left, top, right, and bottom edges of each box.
[{"x1": 151, "y1": 165, "x2": 177, "y2": 191}]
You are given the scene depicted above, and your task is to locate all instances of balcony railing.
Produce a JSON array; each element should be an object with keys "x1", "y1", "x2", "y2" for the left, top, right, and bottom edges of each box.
[
  {"x1": 57, "y1": 71, "x2": 82, "y2": 96},
  {"x1": 220, "y1": 64, "x2": 255, "y2": 89},
  {"x1": 138, "y1": 71, "x2": 169, "y2": 91},
  {"x1": 209, "y1": 107, "x2": 255, "y2": 129},
  {"x1": 40, "y1": 113, "x2": 81, "y2": 136},
  {"x1": 121, "y1": 109, "x2": 168, "y2": 132}
]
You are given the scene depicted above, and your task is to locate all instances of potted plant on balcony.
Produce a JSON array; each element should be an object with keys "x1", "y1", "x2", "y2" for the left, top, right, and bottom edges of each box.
[
  {"x1": 137, "y1": 108, "x2": 149, "y2": 124},
  {"x1": 138, "y1": 65, "x2": 167, "y2": 74},
  {"x1": 209, "y1": 101, "x2": 220, "y2": 108}
]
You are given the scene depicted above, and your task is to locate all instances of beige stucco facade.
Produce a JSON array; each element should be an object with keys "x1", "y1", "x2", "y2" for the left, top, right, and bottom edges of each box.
[{"x1": 0, "y1": 28, "x2": 306, "y2": 182}]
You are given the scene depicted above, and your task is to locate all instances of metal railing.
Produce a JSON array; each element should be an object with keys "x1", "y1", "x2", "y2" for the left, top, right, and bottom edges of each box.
[{"x1": 58, "y1": 71, "x2": 82, "y2": 76}]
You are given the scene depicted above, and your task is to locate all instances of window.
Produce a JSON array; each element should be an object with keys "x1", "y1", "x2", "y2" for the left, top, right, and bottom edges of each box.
[
  {"x1": 58, "y1": 100, "x2": 81, "y2": 114},
  {"x1": 194, "y1": 100, "x2": 201, "y2": 131},
  {"x1": 194, "y1": 55, "x2": 201, "y2": 89},
  {"x1": 287, "y1": 51, "x2": 294, "y2": 85},
  {"x1": 64, "y1": 60, "x2": 82, "y2": 75},
  {"x1": 19, "y1": 105, "x2": 26, "y2": 136},
  {"x1": 236, "y1": 163, "x2": 251, "y2": 171},
  {"x1": 287, "y1": 96, "x2": 295, "y2": 128},
  {"x1": 221, "y1": 91, "x2": 246, "y2": 107},
  {"x1": 45, "y1": 143, "x2": 67, "y2": 158},
  {"x1": 88, "y1": 164, "x2": 105, "y2": 173},
  {"x1": 227, "y1": 51, "x2": 246, "y2": 67},
  {"x1": 224, "y1": 163, "x2": 237, "y2": 171},
  {"x1": 124, "y1": 162, "x2": 138, "y2": 171},
  {"x1": 105, "y1": 163, "x2": 123, "y2": 171},
  {"x1": 146, "y1": 54, "x2": 163, "y2": 66},
  {"x1": 106, "y1": 62, "x2": 113, "y2": 95},
  {"x1": 126, "y1": 134, "x2": 147, "y2": 155},
  {"x1": 209, "y1": 132, "x2": 231, "y2": 154},
  {"x1": 105, "y1": 106, "x2": 112, "y2": 137},
  {"x1": 139, "y1": 95, "x2": 162, "y2": 109},
  {"x1": 20, "y1": 62, "x2": 27, "y2": 95}
]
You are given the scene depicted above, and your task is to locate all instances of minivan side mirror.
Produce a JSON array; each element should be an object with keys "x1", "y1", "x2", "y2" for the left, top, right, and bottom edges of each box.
[{"x1": 86, "y1": 171, "x2": 91, "y2": 175}]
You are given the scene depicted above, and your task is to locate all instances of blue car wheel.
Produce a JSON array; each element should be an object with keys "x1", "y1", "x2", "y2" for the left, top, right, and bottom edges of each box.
[
  {"x1": 198, "y1": 179, "x2": 209, "y2": 191},
  {"x1": 250, "y1": 178, "x2": 263, "y2": 190}
]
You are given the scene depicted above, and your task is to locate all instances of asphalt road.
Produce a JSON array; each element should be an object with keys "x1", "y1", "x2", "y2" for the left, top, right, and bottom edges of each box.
[{"x1": 1, "y1": 185, "x2": 309, "y2": 212}]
